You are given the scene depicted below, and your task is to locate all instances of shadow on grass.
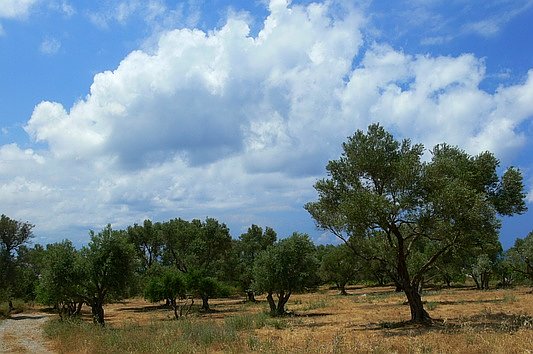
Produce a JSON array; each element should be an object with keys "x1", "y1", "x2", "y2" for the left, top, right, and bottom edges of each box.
[
  {"x1": 9, "y1": 314, "x2": 49, "y2": 321},
  {"x1": 351, "y1": 312, "x2": 533, "y2": 336},
  {"x1": 117, "y1": 304, "x2": 169, "y2": 313},
  {"x1": 293, "y1": 312, "x2": 333, "y2": 318},
  {"x1": 428, "y1": 298, "x2": 504, "y2": 306}
]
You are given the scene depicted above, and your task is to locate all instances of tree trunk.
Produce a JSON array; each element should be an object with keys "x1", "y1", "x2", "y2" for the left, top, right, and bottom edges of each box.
[
  {"x1": 201, "y1": 295, "x2": 210, "y2": 311},
  {"x1": 91, "y1": 301, "x2": 105, "y2": 326},
  {"x1": 392, "y1": 276, "x2": 403, "y2": 292},
  {"x1": 404, "y1": 284, "x2": 431, "y2": 324},
  {"x1": 471, "y1": 274, "x2": 481, "y2": 289},
  {"x1": 276, "y1": 291, "x2": 290, "y2": 316},
  {"x1": 266, "y1": 292, "x2": 277, "y2": 316},
  {"x1": 170, "y1": 299, "x2": 179, "y2": 319},
  {"x1": 246, "y1": 290, "x2": 256, "y2": 302},
  {"x1": 75, "y1": 301, "x2": 83, "y2": 316},
  {"x1": 339, "y1": 283, "x2": 348, "y2": 296},
  {"x1": 393, "y1": 227, "x2": 431, "y2": 324}
]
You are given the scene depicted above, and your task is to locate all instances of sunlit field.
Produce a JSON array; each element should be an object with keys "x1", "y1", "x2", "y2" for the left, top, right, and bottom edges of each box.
[{"x1": 44, "y1": 285, "x2": 533, "y2": 353}]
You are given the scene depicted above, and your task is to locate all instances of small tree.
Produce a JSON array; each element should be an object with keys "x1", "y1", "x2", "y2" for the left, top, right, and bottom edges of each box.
[
  {"x1": 235, "y1": 225, "x2": 277, "y2": 302},
  {"x1": 160, "y1": 217, "x2": 232, "y2": 311},
  {"x1": 0, "y1": 214, "x2": 34, "y2": 301},
  {"x1": 319, "y1": 244, "x2": 360, "y2": 295},
  {"x1": 78, "y1": 225, "x2": 136, "y2": 325},
  {"x1": 144, "y1": 266, "x2": 190, "y2": 319},
  {"x1": 37, "y1": 240, "x2": 83, "y2": 318},
  {"x1": 186, "y1": 270, "x2": 230, "y2": 312},
  {"x1": 253, "y1": 233, "x2": 319, "y2": 316},
  {"x1": 507, "y1": 231, "x2": 533, "y2": 289}
]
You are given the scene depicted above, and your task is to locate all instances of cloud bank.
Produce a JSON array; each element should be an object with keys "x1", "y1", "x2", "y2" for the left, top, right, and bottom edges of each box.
[{"x1": 2, "y1": 0, "x2": 533, "y2": 243}]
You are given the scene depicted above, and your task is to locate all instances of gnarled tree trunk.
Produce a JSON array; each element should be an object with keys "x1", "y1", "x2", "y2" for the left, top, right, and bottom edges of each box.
[{"x1": 266, "y1": 291, "x2": 291, "y2": 316}]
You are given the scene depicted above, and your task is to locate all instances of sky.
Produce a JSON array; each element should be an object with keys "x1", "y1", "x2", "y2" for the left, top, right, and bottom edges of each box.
[{"x1": 1, "y1": 0, "x2": 532, "y2": 249}]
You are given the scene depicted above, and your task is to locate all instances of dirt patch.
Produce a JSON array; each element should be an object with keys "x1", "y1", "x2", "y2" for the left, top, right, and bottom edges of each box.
[{"x1": 0, "y1": 312, "x2": 54, "y2": 353}]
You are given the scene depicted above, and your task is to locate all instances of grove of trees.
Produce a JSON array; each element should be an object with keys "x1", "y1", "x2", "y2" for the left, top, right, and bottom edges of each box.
[{"x1": 1, "y1": 124, "x2": 531, "y2": 326}]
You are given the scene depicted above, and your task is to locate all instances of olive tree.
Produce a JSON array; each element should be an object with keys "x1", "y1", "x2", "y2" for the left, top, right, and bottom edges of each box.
[
  {"x1": 235, "y1": 225, "x2": 277, "y2": 302},
  {"x1": 144, "y1": 266, "x2": 190, "y2": 319},
  {"x1": 507, "y1": 231, "x2": 533, "y2": 288},
  {"x1": 319, "y1": 244, "x2": 361, "y2": 295},
  {"x1": 0, "y1": 214, "x2": 34, "y2": 301},
  {"x1": 306, "y1": 124, "x2": 527, "y2": 324},
  {"x1": 127, "y1": 219, "x2": 162, "y2": 272},
  {"x1": 78, "y1": 225, "x2": 136, "y2": 325},
  {"x1": 253, "y1": 232, "x2": 319, "y2": 316},
  {"x1": 37, "y1": 240, "x2": 83, "y2": 318},
  {"x1": 160, "y1": 217, "x2": 232, "y2": 311}
]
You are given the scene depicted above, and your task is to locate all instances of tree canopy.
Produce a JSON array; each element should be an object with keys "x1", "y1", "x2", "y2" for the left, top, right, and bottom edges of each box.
[
  {"x1": 0, "y1": 214, "x2": 34, "y2": 301},
  {"x1": 305, "y1": 123, "x2": 527, "y2": 323},
  {"x1": 507, "y1": 231, "x2": 533, "y2": 286},
  {"x1": 253, "y1": 232, "x2": 319, "y2": 316}
]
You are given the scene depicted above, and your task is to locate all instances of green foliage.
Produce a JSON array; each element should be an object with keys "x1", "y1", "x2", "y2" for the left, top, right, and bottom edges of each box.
[
  {"x1": 144, "y1": 266, "x2": 191, "y2": 319},
  {"x1": 10, "y1": 244, "x2": 46, "y2": 301},
  {"x1": 319, "y1": 244, "x2": 360, "y2": 295},
  {"x1": 78, "y1": 225, "x2": 137, "y2": 325},
  {"x1": 0, "y1": 214, "x2": 34, "y2": 298},
  {"x1": 506, "y1": 231, "x2": 533, "y2": 284},
  {"x1": 127, "y1": 219, "x2": 163, "y2": 272},
  {"x1": 234, "y1": 224, "x2": 277, "y2": 299},
  {"x1": 159, "y1": 217, "x2": 233, "y2": 310},
  {"x1": 36, "y1": 240, "x2": 83, "y2": 317},
  {"x1": 253, "y1": 232, "x2": 319, "y2": 316},
  {"x1": 305, "y1": 124, "x2": 527, "y2": 323},
  {"x1": 144, "y1": 266, "x2": 187, "y2": 304},
  {"x1": 81, "y1": 226, "x2": 136, "y2": 299}
]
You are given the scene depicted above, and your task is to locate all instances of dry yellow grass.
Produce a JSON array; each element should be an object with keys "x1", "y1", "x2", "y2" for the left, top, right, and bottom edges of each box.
[{"x1": 47, "y1": 285, "x2": 533, "y2": 353}]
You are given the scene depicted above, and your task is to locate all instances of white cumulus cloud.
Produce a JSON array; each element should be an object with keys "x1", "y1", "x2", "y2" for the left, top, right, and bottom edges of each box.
[
  {"x1": 2, "y1": 0, "x2": 532, "y2": 243},
  {"x1": 0, "y1": 0, "x2": 38, "y2": 19}
]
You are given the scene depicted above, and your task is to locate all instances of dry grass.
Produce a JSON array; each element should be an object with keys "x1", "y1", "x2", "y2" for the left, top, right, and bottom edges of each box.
[{"x1": 45, "y1": 285, "x2": 533, "y2": 353}]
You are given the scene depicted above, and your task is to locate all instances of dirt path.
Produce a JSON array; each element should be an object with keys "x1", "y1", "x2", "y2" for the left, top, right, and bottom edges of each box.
[{"x1": 0, "y1": 313, "x2": 54, "y2": 353}]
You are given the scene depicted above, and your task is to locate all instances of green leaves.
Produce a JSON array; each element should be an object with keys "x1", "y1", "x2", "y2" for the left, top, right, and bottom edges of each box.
[
  {"x1": 82, "y1": 225, "x2": 136, "y2": 299},
  {"x1": 252, "y1": 233, "x2": 319, "y2": 295},
  {"x1": 144, "y1": 266, "x2": 187, "y2": 303},
  {"x1": 306, "y1": 123, "x2": 527, "y2": 321},
  {"x1": 506, "y1": 231, "x2": 533, "y2": 282},
  {"x1": 493, "y1": 167, "x2": 528, "y2": 216}
]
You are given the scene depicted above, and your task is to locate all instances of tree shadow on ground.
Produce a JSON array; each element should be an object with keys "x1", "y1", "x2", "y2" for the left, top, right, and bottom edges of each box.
[
  {"x1": 428, "y1": 298, "x2": 504, "y2": 306},
  {"x1": 9, "y1": 315, "x2": 49, "y2": 320},
  {"x1": 350, "y1": 313, "x2": 533, "y2": 337},
  {"x1": 117, "y1": 304, "x2": 169, "y2": 313},
  {"x1": 292, "y1": 312, "x2": 333, "y2": 318}
]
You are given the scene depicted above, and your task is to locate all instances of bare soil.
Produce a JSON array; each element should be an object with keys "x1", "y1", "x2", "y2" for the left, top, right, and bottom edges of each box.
[{"x1": 0, "y1": 312, "x2": 54, "y2": 353}]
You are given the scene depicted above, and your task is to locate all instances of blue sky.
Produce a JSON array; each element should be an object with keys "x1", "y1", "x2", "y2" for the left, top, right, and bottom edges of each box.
[{"x1": 1, "y1": 0, "x2": 532, "y2": 248}]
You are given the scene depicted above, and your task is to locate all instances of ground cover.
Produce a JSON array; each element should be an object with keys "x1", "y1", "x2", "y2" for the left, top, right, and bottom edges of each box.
[{"x1": 44, "y1": 285, "x2": 533, "y2": 353}]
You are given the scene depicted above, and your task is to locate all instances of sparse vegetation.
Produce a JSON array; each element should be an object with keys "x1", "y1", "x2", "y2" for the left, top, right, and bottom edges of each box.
[{"x1": 42, "y1": 286, "x2": 533, "y2": 353}]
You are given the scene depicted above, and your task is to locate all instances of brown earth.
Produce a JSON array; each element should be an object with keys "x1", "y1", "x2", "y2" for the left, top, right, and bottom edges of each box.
[
  {"x1": 0, "y1": 312, "x2": 54, "y2": 353},
  {"x1": 66, "y1": 285, "x2": 533, "y2": 353}
]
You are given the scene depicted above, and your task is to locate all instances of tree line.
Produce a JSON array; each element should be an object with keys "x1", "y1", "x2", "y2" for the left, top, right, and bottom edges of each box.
[{"x1": 1, "y1": 124, "x2": 531, "y2": 325}]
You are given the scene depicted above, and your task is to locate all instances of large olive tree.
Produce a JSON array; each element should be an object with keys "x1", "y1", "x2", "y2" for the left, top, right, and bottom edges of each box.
[{"x1": 306, "y1": 124, "x2": 527, "y2": 324}]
